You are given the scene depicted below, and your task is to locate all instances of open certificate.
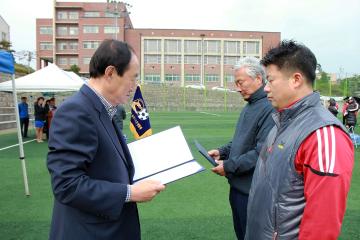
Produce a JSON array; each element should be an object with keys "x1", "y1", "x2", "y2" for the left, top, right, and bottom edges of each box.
[{"x1": 127, "y1": 126, "x2": 205, "y2": 184}]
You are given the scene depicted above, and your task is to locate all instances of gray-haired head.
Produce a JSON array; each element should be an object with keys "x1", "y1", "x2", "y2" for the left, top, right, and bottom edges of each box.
[{"x1": 234, "y1": 57, "x2": 266, "y2": 84}]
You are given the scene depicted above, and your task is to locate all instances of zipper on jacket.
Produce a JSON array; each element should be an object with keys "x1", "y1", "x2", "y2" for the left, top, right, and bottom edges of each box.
[
  {"x1": 272, "y1": 231, "x2": 278, "y2": 240},
  {"x1": 273, "y1": 205, "x2": 278, "y2": 240}
]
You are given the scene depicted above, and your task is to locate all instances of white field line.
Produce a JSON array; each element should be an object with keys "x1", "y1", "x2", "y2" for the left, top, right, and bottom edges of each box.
[
  {"x1": 0, "y1": 139, "x2": 37, "y2": 151},
  {"x1": 199, "y1": 112, "x2": 221, "y2": 117}
]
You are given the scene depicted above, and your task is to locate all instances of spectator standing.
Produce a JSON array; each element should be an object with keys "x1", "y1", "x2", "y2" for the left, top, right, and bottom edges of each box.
[
  {"x1": 34, "y1": 97, "x2": 48, "y2": 143},
  {"x1": 18, "y1": 96, "x2": 29, "y2": 138},
  {"x1": 328, "y1": 98, "x2": 339, "y2": 117}
]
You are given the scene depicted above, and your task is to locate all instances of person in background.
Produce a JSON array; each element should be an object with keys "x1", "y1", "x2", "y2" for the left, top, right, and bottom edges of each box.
[
  {"x1": 18, "y1": 96, "x2": 29, "y2": 138},
  {"x1": 246, "y1": 40, "x2": 354, "y2": 240},
  {"x1": 43, "y1": 99, "x2": 51, "y2": 139},
  {"x1": 34, "y1": 97, "x2": 48, "y2": 143},
  {"x1": 208, "y1": 57, "x2": 274, "y2": 239},
  {"x1": 344, "y1": 97, "x2": 359, "y2": 132},
  {"x1": 114, "y1": 105, "x2": 126, "y2": 131},
  {"x1": 328, "y1": 98, "x2": 339, "y2": 117},
  {"x1": 342, "y1": 100, "x2": 349, "y2": 125},
  {"x1": 46, "y1": 97, "x2": 57, "y2": 139}
]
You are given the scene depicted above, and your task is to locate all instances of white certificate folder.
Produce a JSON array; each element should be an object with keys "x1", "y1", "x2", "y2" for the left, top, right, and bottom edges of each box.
[{"x1": 127, "y1": 126, "x2": 205, "y2": 184}]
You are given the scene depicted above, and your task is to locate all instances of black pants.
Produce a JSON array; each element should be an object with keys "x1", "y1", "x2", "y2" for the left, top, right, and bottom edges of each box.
[
  {"x1": 20, "y1": 117, "x2": 29, "y2": 137},
  {"x1": 229, "y1": 187, "x2": 248, "y2": 240}
]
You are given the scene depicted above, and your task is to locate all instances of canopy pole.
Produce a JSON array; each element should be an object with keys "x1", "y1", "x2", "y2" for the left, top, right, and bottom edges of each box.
[{"x1": 11, "y1": 73, "x2": 30, "y2": 196}]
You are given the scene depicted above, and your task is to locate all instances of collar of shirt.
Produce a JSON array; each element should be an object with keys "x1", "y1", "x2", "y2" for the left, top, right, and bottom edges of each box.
[
  {"x1": 277, "y1": 98, "x2": 301, "y2": 113},
  {"x1": 86, "y1": 83, "x2": 118, "y2": 119}
]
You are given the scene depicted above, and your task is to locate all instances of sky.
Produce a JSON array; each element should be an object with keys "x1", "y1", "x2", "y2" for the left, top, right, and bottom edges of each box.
[{"x1": 0, "y1": 0, "x2": 359, "y2": 75}]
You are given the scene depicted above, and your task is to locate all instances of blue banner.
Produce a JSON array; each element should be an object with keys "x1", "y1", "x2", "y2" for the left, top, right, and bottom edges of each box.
[
  {"x1": 0, "y1": 50, "x2": 14, "y2": 74},
  {"x1": 129, "y1": 85, "x2": 152, "y2": 139}
]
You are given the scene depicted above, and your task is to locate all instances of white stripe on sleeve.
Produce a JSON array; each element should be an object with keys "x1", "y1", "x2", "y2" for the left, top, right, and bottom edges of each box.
[
  {"x1": 316, "y1": 129, "x2": 324, "y2": 172},
  {"x1": 323, "y1": 127, "x2": 330, "y2": 172},
  {"x1": 329, "y1": 126, "x2": 336, "y2": 173}
]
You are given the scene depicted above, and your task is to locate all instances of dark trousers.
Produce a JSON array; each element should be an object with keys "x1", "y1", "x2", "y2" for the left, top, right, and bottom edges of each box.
[
  {"x1": 20, "y1": 117, "x2": 29, "y2": 137},
  {"x1": 229, "y1": 187, "x2": 248, "y2": 240}
]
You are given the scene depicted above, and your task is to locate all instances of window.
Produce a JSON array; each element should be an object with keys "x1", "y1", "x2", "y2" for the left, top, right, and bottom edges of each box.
[
  {"x1": 185, "y1": 74, "x2": 200, "y2": 82},
  {"x1": 105, "y1": 12, "x2": 117, "y2": 18},
  {"x1": 184, "y1": 40, "x2": 201, "y2": 54},
  {"x1": 57, "y1": 11, "x2": 68, "y2": 20},
  {"x1": 184, "y1": 55, "x2": 201, "y2": 64},
  {"x1": 104, "y1": 26, "x2": 119, "y2": 34},
  {"x1": 204, "y1": 40, "x2": 221, "y2": 54},
  {"x1": 83, "y1": 25, "x2": 99, "y2": 34},
  {"x1": 164, "y1": 55, "x2": 181, "y2": 64},
  {"x1": 69, "y1": 57, "x2": 78, "y2": 65},
  {"x1": 144, "y1": 74, "x2": 161, "y2": 83},
  {"x1": 57, "y1": 26, "x2": 67, "y2": 36},
  {"x1": 68, "y1": 12, "x2": 79, "y2": 20},
  {"x1": 57, "y1": 57, "x2": 67, "y2": 65},
  {"x1": 243, "y1": 41, "x2": 260, "y2": 55},
  {"x1": 224, "y1": 56, "x2": 241, "y2": 65},
  {"x1": 83, "y1": 57, "x2": 91, "y2": 65},
  {"x1": 39, "y1": 26, "x2": 52, "y2": 35},
  {"x1": 40, "y1": 42, "x2": 53, "y2": 50},
  {"x1": 1, "y1": 32, "x2": 6, "y2": 41},
  {"x1": 205, "y1": 74, "x2": 219, "y2": 82},
  {"x1": 165, "y1": 74, "x2": 180, "y2": 82},
  {"x1": 84, "y1": 11, "x2": 100, "y2": 17},
  {"x1": 224, "y1": 41, "x2": 241, "y2": 54},
  {"x1": 57, "y1": 41, "x2": 67, "y2": 51},
  {"x1": 69, "y1": 27, "x2": 78, "y2": 35},
  {"x1": 144, "y1": 39, "x2": 161, "y2": 52},
  {"x1": 225, "y1": 74, "x2": 234, "y2": 82},
  {"x1": 69, "y1": 42, "x2": 78, "y2": 50},
  {"x1": 144, "y1": 55, "x2": 161, "y2": 64},
  {"x1": 164, "y1": 40, "x2": 181, "y2": 53},
  {"x1": 83, "y1": 41, "x2": 100, "y2": 49},
  {"x1": 205, "y1": 56, "x2": 220, "y2": 64}
]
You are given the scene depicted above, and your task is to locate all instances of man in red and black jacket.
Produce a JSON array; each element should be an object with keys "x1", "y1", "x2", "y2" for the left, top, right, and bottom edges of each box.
[{"x1": 246, "y1": 40, "x2": 354, "y2": 240}]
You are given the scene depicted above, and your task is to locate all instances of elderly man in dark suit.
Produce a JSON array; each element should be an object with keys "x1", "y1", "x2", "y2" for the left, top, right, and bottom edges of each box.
[{"x1": 47, "y1": 39, "x2": 165, "y2": 240}]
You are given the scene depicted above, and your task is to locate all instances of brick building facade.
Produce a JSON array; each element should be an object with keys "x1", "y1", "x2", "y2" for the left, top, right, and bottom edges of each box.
[{"x1": 36, "y1": 1, "x2": 281, "y2": 89}]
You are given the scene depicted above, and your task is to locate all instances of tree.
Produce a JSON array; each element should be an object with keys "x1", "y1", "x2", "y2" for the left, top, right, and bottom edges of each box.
[
  {"x1": 69, "y1": 64, "x2": 80, "y2": 75},
  {"x1": 0, "y1": 40, "x2": 14, "y2": 52},
  {"x1": 316, "y1": 63, "x2": 323, "y2": 74}
]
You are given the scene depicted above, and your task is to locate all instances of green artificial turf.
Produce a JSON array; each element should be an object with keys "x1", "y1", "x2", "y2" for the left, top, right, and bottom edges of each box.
[{"x1": 0, "y1": 111, "x2": 358, "y2": 239}]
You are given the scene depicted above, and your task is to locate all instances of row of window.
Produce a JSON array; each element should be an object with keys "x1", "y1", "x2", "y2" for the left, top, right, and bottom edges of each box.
[
  {"x1": 144, "y1": 55, "x2": 256, "y2": 65},
  {"x1": 56, "y1": 11, "x2": 123, "y2": 20},
  {"x1": 39, "y1": 26, "x2": 119, "y2": 36},
  {"x1": 56, "y1": 57, "x2": 93, "y2": 65},
  {"x1": 144, "y1": 39, "x2": 260, "y2": 55},
  {"x1": 39, "y1": 41, "x2": 102, "y2": 50},
  {"x1": 144, "y1": 74, "x2": 234, "y2": 82},
  {"x1": 57, "y1": 57, "x2": 79, "y2": 66}
]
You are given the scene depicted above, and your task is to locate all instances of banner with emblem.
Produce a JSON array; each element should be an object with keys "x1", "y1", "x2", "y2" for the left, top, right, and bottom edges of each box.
[{"x1": 129, "y1": 85, "x2": 152, "y2": 139}]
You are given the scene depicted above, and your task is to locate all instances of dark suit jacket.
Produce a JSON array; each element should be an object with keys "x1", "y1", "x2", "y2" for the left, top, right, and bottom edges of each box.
[{"x1": 47, "y1": 84, "x2": 140, "y2": 240}]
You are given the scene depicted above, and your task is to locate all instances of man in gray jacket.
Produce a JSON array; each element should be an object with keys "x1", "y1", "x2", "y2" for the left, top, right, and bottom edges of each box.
[{"x1": 208, "y1": 57, "x2": 274, "y2": 240}]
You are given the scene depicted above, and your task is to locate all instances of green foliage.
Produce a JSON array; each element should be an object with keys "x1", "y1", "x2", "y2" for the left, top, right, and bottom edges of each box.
[
  {"x1": 69, "y1": 64, "x2": 80, "y2": 74},
  {"x1": 14, "y1": 63, "x2": 35, "y2": 74},
  {"x1": 346, "y1": 75, "x2": 360, "y2": 96},
  {"x1": 314, "y1": 72, "x2": 360, "y2": 97},
  {"x1": 0, "y1": 40, "x2": 13, "y2": 51}
]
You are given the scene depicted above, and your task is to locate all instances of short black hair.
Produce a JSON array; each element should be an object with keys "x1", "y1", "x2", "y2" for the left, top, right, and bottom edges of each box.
[
  {"x1": 89, "y1": 39, "x2": 134, "y2": 78},
  {"x1": 261, "y1": 40, "x2": 317, "y2": 85}
]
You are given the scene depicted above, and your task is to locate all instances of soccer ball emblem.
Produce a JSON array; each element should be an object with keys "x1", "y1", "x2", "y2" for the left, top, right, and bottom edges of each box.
[{"x1": 137, "y1": 108, "x2": 149, "y2": 120}]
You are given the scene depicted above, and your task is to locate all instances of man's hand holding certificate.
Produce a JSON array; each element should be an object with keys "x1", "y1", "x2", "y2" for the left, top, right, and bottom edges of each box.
[{"x1": 128, "y1": 126, "x2": 205, "y2": 184}]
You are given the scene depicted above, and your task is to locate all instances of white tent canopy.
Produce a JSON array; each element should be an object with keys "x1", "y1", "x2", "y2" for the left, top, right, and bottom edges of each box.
[{"x1": 0, "y1": 63, "x2": 84, "y2": 92}]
